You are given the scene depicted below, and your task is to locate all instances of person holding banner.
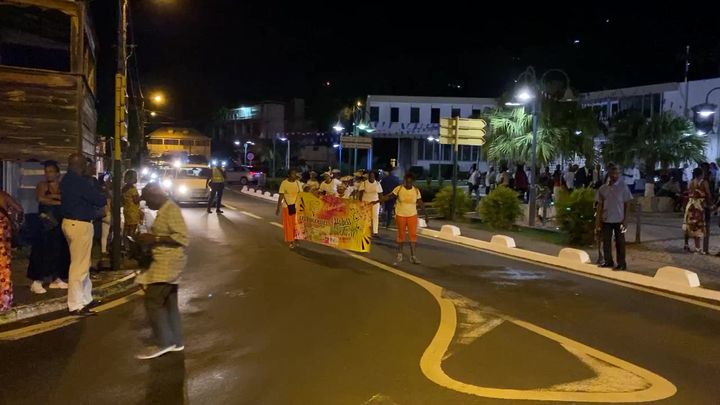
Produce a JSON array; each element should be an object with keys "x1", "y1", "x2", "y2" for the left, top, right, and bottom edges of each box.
[
  {"x1": 380, "y1": 173, "x2": 428, "y2": 265},
  {"x1": 276, "y1": 169, "x2": 303, "y2": 249},
  {"x1": 358, "y1": 171, "x2": 383, "y2": 237},
  {"x1": 319, "y1": 173, "x2": 338, "y2": 196}
]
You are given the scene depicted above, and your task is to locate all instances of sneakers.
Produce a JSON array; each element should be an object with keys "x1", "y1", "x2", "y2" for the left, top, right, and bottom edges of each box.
[
  {"x1": 393, "y1": 253, "x2": 403, "y2": 265},
  {"x1": 171, "y1": 344, "x2": 185, "y2": 352},
  {"x1": 410, "y1": 256, "x2": 421, "y2": 265},
  {"x1": 30, "y1": 281, "x2": 46, "y2": 294},
  {"x1": 135, "y1": 345, "x2": 176, "y2": 360},
  {"x1": 48, "y1": 279, "x2": 68, "y2": 289}
]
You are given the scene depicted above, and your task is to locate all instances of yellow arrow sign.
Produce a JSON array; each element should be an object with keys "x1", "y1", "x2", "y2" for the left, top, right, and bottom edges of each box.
[
  {"x1": 439, "y1": 136, "x2": 486, "y2": 146},
  {"x1": 439, "y1": 127, "x2": 486, "y2": 138},
  {"x1": 440, "y1": 117, "x2": 487, "y2": 130}
]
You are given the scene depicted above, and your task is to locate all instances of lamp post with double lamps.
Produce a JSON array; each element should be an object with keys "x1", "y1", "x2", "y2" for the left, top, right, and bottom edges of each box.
[
  {"x1": 333, "y1": 119, "x2": 345, "y2": 173},
  {"x1": 506, "y1": 67, "x2": 574, "y2": 227},
  {"x1": 279, "y1": 137, "x2": 290, "y2": 170}
]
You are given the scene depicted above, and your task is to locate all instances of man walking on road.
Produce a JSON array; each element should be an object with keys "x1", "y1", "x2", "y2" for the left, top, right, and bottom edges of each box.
[
  {"x1": 596, "y1": 164, "x2": 633, "y2": 270},
  {"x1": 380, "y1": 169, "x2": 401, "y2": 228},
  {"x1": 60, "y1": 154, "x2": 106, "y2": 316},
  {"x1": 135, "y1": 183, "x2": 188, "y2": 359},
  {"x1": 207, "y1": 162, "x2": 226, "y2": 214}
]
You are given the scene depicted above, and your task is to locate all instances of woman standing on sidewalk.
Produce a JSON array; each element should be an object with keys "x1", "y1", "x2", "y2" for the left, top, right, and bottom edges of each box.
[
  {"x1": 122, "y1": 170, "x2": 143, "y2": 243},
  {"x1": 27, "y1": 161, "x2": 70, "y2": 294},
  {"x1": 380, "y1": 173, "x2": 428, "y2": 265},
  {"x1": 358, "y1": 171, "x2": 383, "y2": 237},
  {"x1": 683, "y1": 168, "x2": 710, "y2": 254},
  {"x1": 276, "y1": 169, "x2": 302, "y2": 249},
  {"x1": 0, "y1": 189, "x2": 23, "y2": 311}
]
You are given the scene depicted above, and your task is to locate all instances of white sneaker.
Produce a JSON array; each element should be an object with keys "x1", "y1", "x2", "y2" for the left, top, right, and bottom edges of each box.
[
  {"x1": 48, "y1": 279, "x2": 68, "y2": 289},
  {"x1": 171, "y1": 345, "x2": 185, "y2": 352},
  {"x1": 30, "y1": 281, "x2": 47, "y2": 294},
  {"x1": 135, "y1": 345, "x2": 175, "y2": 360},
  {"x1": 393, "y1": 253, "x2": 403, "y2": 265}
]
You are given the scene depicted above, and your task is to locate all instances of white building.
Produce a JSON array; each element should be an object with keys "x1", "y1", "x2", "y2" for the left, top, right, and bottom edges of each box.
[
  {"x1": 366, "y1": 95, "x2": 496, "y2": 176},
  {"x1": 579, "y1": 77, "x2": 720, "y2": 160}
]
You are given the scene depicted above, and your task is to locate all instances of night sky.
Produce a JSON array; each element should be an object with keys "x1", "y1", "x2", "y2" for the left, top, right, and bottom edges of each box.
[{"x1": 90, "y1": 1, "x2": 720, "y2": 134}]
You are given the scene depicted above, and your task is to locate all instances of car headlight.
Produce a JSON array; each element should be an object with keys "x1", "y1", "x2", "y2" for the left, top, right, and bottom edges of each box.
[
  {"x1": 141, "y1": 167, "x2": 149, "y2": 175},
  {"x1": 150, "y1": 172, "x2": 158, "y2": 180},
  {"x1": 162, "y1": 179, "x2": 173, "y2": 188},
  {"x1": 178, "y1": 185, "x2": 188, "y2": 194}
]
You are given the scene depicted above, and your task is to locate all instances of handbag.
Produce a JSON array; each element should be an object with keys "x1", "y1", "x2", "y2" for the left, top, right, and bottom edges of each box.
[{"x1": 286, "y1": 182, "x2": 301, "y2": 216}]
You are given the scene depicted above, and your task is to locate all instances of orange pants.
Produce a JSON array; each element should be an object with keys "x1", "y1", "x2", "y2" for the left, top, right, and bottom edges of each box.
[
  {"x1": 396, "y1": 215, "x2": 418, "y2": 243},
  {"x1": 282, "y1": 207, "x2": 297, "y2": 242}
]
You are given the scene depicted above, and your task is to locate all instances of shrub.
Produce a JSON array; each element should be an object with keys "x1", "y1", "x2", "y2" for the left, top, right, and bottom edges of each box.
[
  {"x1": 262, "y1": 178, "x2": 283, "y2": 193},
  {"x1": 417, "y1": 183, "x2": 441, "y2": 202},
  {"x1": 432, "y1": 186, "x2": 473, "y2": 219},
  {"x1": 478, "y1": 186, "x2": 522, "y2": 229},
  {"x1": 556, "y1": 187, "x2": 596, "y2": 245}
]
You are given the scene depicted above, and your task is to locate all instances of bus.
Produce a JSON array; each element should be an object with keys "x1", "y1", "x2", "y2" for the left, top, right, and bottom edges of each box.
[{"x1": 146, "y1": 127, "x2": 211, "y2": 165}]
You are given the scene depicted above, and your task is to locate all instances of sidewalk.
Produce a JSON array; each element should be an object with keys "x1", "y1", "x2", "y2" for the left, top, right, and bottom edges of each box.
[
  {"x1": 429, "y1": 212, "x2": 720, "y2": 291},
  {"x1": 1, "y1": 250, "x2": 139, "y2": 326}
]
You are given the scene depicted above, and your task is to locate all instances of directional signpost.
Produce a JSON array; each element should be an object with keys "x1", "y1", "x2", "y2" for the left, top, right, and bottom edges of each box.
[
  {"x1": 340, "y1": 135, "x2": 372, "y2": 150},
  {"x1": 439, "y1": 117, "x2": 487, "y2": 220}
]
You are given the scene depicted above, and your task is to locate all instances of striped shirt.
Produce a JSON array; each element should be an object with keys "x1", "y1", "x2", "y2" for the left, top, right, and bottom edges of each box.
[{"x1": 136, "y1": 200, "x2": 188, "y2": 285}]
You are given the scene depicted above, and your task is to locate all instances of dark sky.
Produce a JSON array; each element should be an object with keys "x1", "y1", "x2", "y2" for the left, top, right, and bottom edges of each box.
[{"x1": 90, "y1": 1, "x2": 720, "y2": 133}]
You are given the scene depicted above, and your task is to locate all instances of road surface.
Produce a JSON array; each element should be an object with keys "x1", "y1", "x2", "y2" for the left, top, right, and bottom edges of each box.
[{"x1": 0, "y1": 189, "x2": 719, "y2": 404}]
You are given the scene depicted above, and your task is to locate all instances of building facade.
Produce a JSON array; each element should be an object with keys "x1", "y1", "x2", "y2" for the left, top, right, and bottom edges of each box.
[{"x1": 365, "y1": 95, "x2": 496, "y2": 175}]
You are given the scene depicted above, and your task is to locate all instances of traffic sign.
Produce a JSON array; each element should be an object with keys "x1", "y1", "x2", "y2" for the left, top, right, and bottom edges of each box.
[
  {"x1": 340, "y1": 136, "x2": 372, "y2": 149},
  {"x1": 439, "y1": 117, "x2": 487, "y2": 146},
  {"x1": 246, "y1": 152, "x2": 255, "y2": 161},
  {"x1": 439, "y1": 117, "x2": 487, "y2": 130}
]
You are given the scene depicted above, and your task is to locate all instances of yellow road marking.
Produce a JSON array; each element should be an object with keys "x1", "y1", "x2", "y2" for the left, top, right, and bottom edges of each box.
[
  {"x1": 345, "y1": 251, "x2": 677, "y2": 403},
  {"x1": 241, "y1": 211, "x2": 262, "y2": 219},
  {"x1": 418, "y1": 234, "x2": 720, "y2": 312},
  {"x1": 223, "y1": 203, "x2": 238, "y2": 211},
  {"x1": 0, "y1": 290, "x2": 144, "y2": 341},
  {"x1": 270, "y1": 222, "x2": 283, "y2": 228}
]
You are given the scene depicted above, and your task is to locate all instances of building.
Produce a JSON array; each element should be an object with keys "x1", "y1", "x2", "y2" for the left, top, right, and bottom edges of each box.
[
  {"x1": 146, "y1": 127, "x2": 211, "y2": 162},
  {"x1": 0, "y1": 0, "x2": 98, "y2": 212},
  {"x1": 579, "y1": 77, "x2": 720, "y2": 159},
  {"x1": 365, "y1": 95, "x2": 496, "y2": 175}
]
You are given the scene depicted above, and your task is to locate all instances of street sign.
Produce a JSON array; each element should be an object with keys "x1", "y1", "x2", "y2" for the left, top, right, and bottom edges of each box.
[
  {"x1": 340, "y1": 136, "x2": 372, "y2": 149},
  {"x1": 246, "y1": 152, "x2": 255, "y2": 161},
  {"x1": 439, "y1": 117, "x2": 487, "y2": 145},
  {"x1": 439, "y1": 117, "x2": 487, "y2": 130}
]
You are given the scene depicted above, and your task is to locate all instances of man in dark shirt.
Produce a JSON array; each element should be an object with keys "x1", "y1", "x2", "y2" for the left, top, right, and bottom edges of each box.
[
  {"x1": 380, "y1": 169, "x2": 401, "y2": 228},
  {"x1": 61, "y1": 153, "x2": 106, "y2": 315}
]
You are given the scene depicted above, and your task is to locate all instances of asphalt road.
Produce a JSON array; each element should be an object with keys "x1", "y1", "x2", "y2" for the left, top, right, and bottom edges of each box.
[{"x1": 1, "y1": 189, "x2": 719, "y2": 404}]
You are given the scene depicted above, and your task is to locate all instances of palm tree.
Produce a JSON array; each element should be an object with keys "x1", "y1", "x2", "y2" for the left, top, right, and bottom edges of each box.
[
  {"x1": 602, "y1": 110, "x2": 706, "y2": 187},
  {"x1": 485, "y1": 101, "x2": 598, "y2": 166}
]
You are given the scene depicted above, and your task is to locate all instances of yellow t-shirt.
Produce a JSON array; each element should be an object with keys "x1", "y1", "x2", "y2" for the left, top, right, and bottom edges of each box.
[
  {"x1": 122, "y1": 186, "x2": 141, "y2": 225},
  {"x1": 392, "y1": 185, "x2": 421, "y2": 217},
  {"x1": 279, "y1": 179, "x2": 302, "y2": 206}
]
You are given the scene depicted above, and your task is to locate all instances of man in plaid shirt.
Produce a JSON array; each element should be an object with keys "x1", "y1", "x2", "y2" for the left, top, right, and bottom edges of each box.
[{"x1": 135, "y1": 183, "x2": 189, "y2": 360}]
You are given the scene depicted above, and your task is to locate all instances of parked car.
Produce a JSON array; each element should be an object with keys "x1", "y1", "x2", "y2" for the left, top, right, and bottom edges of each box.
[
  {"x1": 159, "y1": 164, "x2": 211, "y2": 204},
  {"x1": 225, "y1": 164, "x2": 265, "y2": 185}
]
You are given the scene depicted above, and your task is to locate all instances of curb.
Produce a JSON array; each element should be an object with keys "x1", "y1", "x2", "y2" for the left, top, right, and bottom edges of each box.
[
  {"x1": 419, "y1": 228, "x2": 720, "y2": 303},
  {"x1": 0, "y1": 271, "x2": 139, "y2": 326}
]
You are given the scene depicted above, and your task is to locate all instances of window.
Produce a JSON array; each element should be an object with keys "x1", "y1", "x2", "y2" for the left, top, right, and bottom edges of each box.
[
  {"x1": 147, "y1": 139, "x2": 163, "y2": 145},
  {"x1": 164, "y1": 139, "x2": 179, "y2": 145},
  {"x1": 390, "y1": 107, "x2": 399, "y2": 123},
  {"x1": 410, "y1": 107, "x2": 420, "y2": 123},
  {"x1": 451, "y1": 108, "x2": 461, "y2": 118},
  {"x1": 180, "y1": 140, "x2": 194, "y2": 146},
  {"x1": 461, "y1": 145, "x2": 472, "y2": 161},
  {"x1": 471, "y1": 109, "x2": 482, "y2": 117},
  {"x1": 431, "y1": 108, "x2": 440, "y2": 124},
  {"x1": 441, "y1": 144, "x2": 452, "y2": 161},
  {"x1": 0, "y1": 5, "x2": 71, "y2": 71},
  {"x1": 195, "y1": 140, "x2": 210, "y2": 146},
  {"x1": 370, "y1": 106, "x2": 379, "y2": 122}
]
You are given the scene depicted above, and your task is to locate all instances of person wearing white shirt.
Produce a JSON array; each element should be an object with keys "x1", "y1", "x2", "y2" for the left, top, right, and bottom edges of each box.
[
  {"x1": 358, "y1": 171, "x2": 383, "y2": 236},
  {"x1": 682, "y1": 163, "x2": 692, "y2": 191},
  {"x1": 622, "y1": 165, "x2": 638, "y2": 193},
  {"x1": 319, "y1": 173, "x2": 338, "y2": 196}
]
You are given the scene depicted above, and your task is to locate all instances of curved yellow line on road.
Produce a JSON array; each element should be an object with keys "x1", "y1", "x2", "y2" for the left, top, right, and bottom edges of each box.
[{"x1": 346, "y1": 252, "x2": 677, "y2": 403}]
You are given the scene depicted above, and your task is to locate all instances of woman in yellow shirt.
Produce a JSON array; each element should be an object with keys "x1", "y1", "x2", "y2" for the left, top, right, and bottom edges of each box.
[
  {"x1": 379, "y1": 173, "x2": 428, "y2": 264},
  {"x1": 122, "y1": 169, "x2": 142, "y2": 241},
  {"x1": 276, "y1": 169, "x2": 303, "y2": 249}
]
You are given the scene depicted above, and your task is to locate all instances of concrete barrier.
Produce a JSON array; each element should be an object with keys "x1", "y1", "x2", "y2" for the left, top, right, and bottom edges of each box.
[
  {"x1": 654, "y1": 266, "x2": 701, "y2": 288},
  {"x1": 558, "y1": 248, "x2": 591, "y2": 264},
  {"x1": 418, "y1": 218, "x2": 427, "y2": 228},
  {"x1": 440, "y1": 225, "x2": 461, "y2": 237},
  {"x1": 242, "y1": 185, "x2": 249, "y2": 192},
  {"x1": 264, "y1": 191, "x2": 272, "y2": 197},
  {"x1": 490, "y1": 235, "x2": 516, "y2": 248},
  {"x1": 272, "y1": 193, "x2": 280, "y2": 200},
  {"x1": 255, "y1": 189, "x2": 263, "y2": 195}
]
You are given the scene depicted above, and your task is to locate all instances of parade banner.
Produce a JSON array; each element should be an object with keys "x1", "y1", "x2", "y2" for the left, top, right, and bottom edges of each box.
[{"x1": 296, "y1": 192, "x2": 372, "y2": 252}]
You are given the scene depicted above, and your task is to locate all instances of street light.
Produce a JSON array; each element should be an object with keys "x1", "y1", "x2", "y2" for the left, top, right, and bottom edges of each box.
[
  {"x1": 333, "y1": 143, "x2": 343, "y2": 172},
  {"x1": 234, "y1": 140, "x2": 241, "y2": 146},
  {"x1": 333, "y1": 119, "x2": 344, "y2": 133},
  {"x1": 150, "y1": 111, "x2": 157, "y2": 117},
  {"x1": 426, "y1": 136, "x2": 440, "y2": 178},
  {"x1": 692, "y1": 87, "x2": 720, "y2": 136},
  {"x1": 279, "y1": 137, "x2": 290, "y2": 170},
  {"x1": 150, "y1": 92, "x2": 165, "y2": 106},
  {"x1": 507, "y1": 67, "x2": 573, "y2": 227}
]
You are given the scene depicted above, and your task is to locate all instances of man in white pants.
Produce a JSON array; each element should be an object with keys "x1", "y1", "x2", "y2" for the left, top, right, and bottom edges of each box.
[
  {"x1": 358, "y1": 171, "x2": 383, "y2": 236},
  {"x1": 60, "y1": 154, "x2": 107, "y2": 315}
]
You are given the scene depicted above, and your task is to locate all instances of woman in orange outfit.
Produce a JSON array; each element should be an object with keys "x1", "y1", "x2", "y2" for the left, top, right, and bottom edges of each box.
[
  {"x1": 276, "y1": 169, "x2": 303, "y2": 249},
  {"x1": 379, "y1": 173, "x2": 428, "y2": 265}
]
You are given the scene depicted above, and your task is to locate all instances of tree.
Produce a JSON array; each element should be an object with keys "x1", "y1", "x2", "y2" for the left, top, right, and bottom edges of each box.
[
  {"x1": 485, "y1": 101, "x2": 599, "y2": 166},
  {"x1": 602, "y1": 111, "x2": 706, "y2": 183}
]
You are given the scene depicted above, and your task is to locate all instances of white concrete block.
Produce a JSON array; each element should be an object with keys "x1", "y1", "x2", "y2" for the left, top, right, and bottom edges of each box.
[
  {"x1": 490, "y1": 235, "x2": 516, "y2": 248},
  {"x1": 264, "y1": 191, "x2": 272, "y2": 197},
  {"x1": 654, "y1": 266, "x2": 701, "y2": 288},
  {"x1": 242, "y1": 185, "x2": 248, "y2": 192},
  {"x1": 272, "y1": 193, "x2": 280, "y2": 199},
  {"x1": 558, "y1": 248, "x2": 591, "y2": 264},
  {"x1": 255, "y1": 189, "x2": 263, "y2": 195},
  {"x1": 418, "y1": 218, "x2": 427, "y2": 228},
  {"x1": 440, "y1": 225, "x2": 461, "y2": 237}
]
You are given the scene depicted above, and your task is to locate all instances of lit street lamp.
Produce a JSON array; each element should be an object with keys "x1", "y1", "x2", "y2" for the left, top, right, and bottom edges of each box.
[
  {"x1": 234, "y1": 140, "x2": 241, "y2": 146},
  {"x1": 333, "y1": 143, "x2": 343, "y2": 172},
  {"x1": 506, "y1": 67, "x2": 574, "y2": 227},
  {"x1": 151, "y1": 92, "x2": 165, "y2": 106},
  {"x1": 427, "y1": 136, "x2": 440, "y2": 179},
  {"x1": 279, "y1": 137, "x2": 290, "y2": 170}
]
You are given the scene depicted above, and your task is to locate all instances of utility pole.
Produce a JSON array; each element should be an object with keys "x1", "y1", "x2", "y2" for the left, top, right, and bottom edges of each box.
[
  {"x1": 684, "y1": 45, "x2": 690, "y2": 118},
  {"x1": 112, "y1": 0, "x2": 128, "y2": 271}
]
